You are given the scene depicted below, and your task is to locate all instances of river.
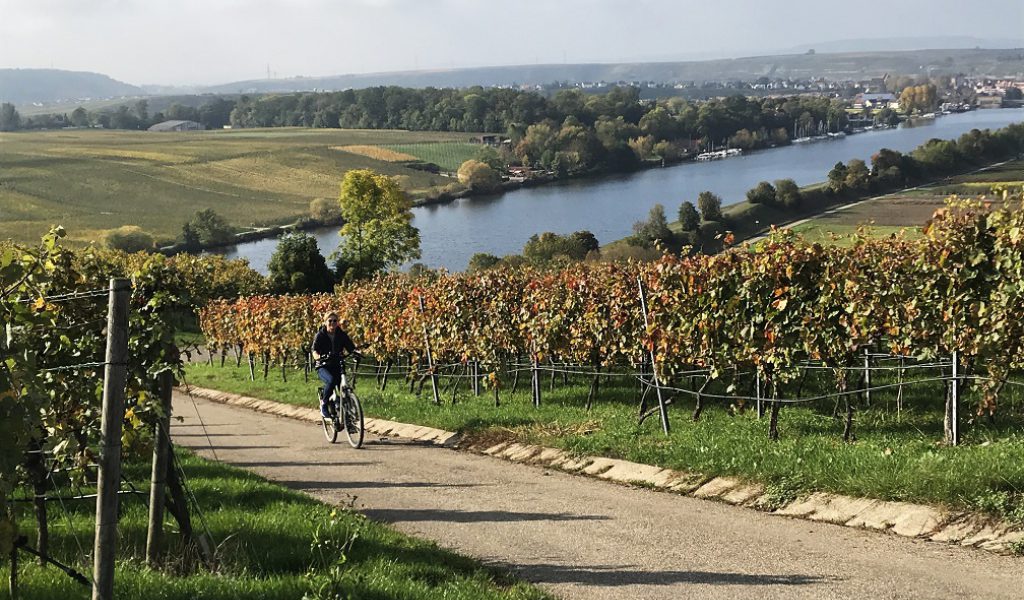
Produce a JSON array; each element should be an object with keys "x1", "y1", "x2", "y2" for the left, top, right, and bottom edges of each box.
[{"x1": 224, "y1": 109, "x2": 1023, "y2": 273}]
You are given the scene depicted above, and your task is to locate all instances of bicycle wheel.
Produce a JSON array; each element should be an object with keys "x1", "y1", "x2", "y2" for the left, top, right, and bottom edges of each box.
[
  {"x1": 320, "y1": 391, "x2": 338, "y2": 444},
  {"x1": 341, "y1": 389, "x2": 364, "y2": 449}
]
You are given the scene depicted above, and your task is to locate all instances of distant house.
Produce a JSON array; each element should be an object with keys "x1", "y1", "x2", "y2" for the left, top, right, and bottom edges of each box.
[
  {"x1": 852, "y1": 93, "x2": 899, "y2": 110},
  {"x1": 148, "y1": 120, "x2": 204, "y2": 132}
]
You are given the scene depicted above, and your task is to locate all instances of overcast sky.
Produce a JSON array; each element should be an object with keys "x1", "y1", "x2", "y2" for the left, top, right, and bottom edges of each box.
[{"x1": 1, "y1": 0, "x2": 1021, "y2": 86}]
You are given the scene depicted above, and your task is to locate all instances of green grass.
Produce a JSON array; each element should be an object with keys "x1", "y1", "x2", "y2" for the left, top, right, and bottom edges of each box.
[
  {"x1": 1, "y1": 451, "x2": 549, "y2": 600},
  {"x1": 383, "y1": 142, "x2": 484, "y2": 172},
  {"x1": 184, "y1": 361, "x2": 1024, "y2": 519},
  {"x1": 0, "y1": 128, "x2": 476, "y2": 245}
]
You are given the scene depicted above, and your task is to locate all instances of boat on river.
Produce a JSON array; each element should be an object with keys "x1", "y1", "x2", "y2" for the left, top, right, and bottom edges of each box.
[{"x1": 696, "y1": 148, "x2": 743, "y2": 161}]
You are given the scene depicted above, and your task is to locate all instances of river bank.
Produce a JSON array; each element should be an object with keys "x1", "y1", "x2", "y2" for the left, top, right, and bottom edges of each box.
[{"x1": 218, "y1": 108, "x2": 1023, "y2": 272}]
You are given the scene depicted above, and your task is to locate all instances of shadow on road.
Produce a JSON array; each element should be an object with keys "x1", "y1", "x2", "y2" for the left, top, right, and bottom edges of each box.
[
  {"x1": 279, "y1": 480, "x2": 486, "y2": 490},
  {"x1": 364, "y1": 508, "x2": 610, "y2": 523},
  {"x1": 500, "y1": 562, "x2": 833, "y2": 587},
  {"x1": 229, "y1": 460, "x2": 378, "y2": 468}
]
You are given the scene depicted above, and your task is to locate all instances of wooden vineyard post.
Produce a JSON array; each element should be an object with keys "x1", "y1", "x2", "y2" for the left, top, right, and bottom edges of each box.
[
  {"x1": 946, "y1": 351, "x2": 960, "y2": 446},
  {"x1": 863, "y1": 348, "x2": 872, "y2": 407},
  {"x1": 9, "y1": 536, "x2": 17, "y2": 600},
  {"x1": 531, "y1": 351, "x2": 541, "y2": 408},
  {"x1": 247, "y1": 352, "x2": 256, "y2": 381},
  {"x1": 93, "y1": 278, "x2": 130, "y2": 600},
  {"x1": 755, "y1": 369, "x2": 764, "y2": 419},
  {"x1": 418, "y1": 295, "x2": 441, "y2": 405},
  {"x1": 637, "y1": 277, "x2": 670, "y2": 435},
  {"x1": 146, "y1": 369, "x2": 174, "y2": 567}
]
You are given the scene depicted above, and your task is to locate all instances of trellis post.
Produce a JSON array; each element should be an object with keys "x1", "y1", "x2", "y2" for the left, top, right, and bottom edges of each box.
[
  {"x1": 146, "y1": 369, "x2": 174, "y2": 567},
  {"x1": 418, "y1": 295, "x2": 441, "y2": 405},
  {"x1": 863, "y1": 348, "x2": 872, "y2": 406},
  {"x1": 755, "y1": 369, "x2": 763, "y2": 418},
  {"x1": 93, "y1": 278, "x2": 130, "y2": 600},
  {"x1": 637, "y1": 277, "x2": 670, "y2": 435},
  {"x1": 531, "y1": 351, "x2": 542, "y2": 408},
  {"x1": 946, "y1": 350, "x2": 960, "y2": 446}
]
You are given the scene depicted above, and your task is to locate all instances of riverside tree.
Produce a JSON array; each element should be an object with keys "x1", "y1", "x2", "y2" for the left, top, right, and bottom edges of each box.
[
  {"x1": 457, "y1": 159, "x2": 502, "y2": 192},
  {"x1": 697, "y1": 191, "x2": 724, "y2": 222},
  {"x1": 678, "y1": 201, "x2": 701, "y2": 231},
  {"x1": 334, "y1": 169, "x2": 421, "y2": 281},
  {"x1": 268, "y1": 232, "x2": 335, "y2": 293}
]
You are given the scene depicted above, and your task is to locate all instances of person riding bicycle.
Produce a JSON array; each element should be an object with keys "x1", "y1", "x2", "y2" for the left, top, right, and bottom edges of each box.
[{"x1": 311, "y1": 311, "x2": 358, "y2": 418}]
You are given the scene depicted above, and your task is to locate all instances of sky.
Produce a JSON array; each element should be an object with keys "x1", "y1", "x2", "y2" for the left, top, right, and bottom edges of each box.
[{"x1": 1, "y1": 0, "x2": 1022, "y2": 86}]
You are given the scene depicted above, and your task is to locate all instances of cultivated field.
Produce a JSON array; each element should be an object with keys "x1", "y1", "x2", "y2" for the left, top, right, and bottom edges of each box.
[
  {"x1": 383, "y1": 142, "x2": 484, "y2": 172},
  {"x1": 791, "y1": 159, "x2": 1024, "y2": 243},
  {"x1": 0, "y1": 128, "x2": 481, "y2": 245}
]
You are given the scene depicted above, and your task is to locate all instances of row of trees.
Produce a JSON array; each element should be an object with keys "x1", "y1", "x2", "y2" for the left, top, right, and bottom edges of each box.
[
  {"x1": 827, "y1": 124, "x2": 1024, "y2": 197},
  {"x1": 0, "y1": 97, "x2": 236, "y2": 132}
]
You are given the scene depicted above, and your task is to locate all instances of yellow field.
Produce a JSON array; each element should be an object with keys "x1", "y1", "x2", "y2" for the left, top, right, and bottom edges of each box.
[{"x1": 333, "y1": 145, "x2": 419, "y2": 162}]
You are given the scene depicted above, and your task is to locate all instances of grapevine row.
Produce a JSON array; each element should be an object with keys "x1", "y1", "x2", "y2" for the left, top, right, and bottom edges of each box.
[{"x1": 202, "y1": 197, "x2": 1024, "y2": 416}]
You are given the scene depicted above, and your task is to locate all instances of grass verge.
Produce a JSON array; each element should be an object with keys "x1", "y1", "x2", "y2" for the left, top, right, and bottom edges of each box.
[
  {"x1": 1, "y1": 451, "x2": 549, "y2": 600},
  {"x1": 185, "y1": 362, "x2": 1024, "y2": 521}
]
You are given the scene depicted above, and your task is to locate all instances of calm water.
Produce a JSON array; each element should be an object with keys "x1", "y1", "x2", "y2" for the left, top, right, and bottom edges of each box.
[{"x1": 225, "y1": 109, "x2": 1023, "y2": 273}]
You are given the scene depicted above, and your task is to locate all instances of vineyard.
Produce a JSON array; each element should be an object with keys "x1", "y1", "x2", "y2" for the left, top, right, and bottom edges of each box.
[
  {"x1": 201, "y1": 195, "x2": 1024, "y2": 445},
  {"x1": 2, "y1": 238, "x2": 547, "y2": 599}
]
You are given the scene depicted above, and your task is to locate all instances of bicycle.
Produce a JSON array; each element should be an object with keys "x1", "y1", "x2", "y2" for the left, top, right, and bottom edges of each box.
[{"x1": 317, "y1": 356, "x2": 364, "y2": 448}]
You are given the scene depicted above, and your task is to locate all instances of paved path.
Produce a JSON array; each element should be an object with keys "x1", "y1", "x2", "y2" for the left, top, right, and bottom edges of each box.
[{"x1": 172, "y1": 393, "x2": 1022, "y2": 599}]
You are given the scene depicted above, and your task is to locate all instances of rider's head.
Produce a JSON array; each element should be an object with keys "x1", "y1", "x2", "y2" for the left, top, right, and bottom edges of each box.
[{"x1": 323, "y1": 311, "x2": 339, "y2": 332}]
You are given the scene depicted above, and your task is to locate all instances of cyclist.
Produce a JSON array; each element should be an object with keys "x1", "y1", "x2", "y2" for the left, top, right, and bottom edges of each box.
[{"x1": 311, "y1": 311, "x2": 358, "y2": 418}]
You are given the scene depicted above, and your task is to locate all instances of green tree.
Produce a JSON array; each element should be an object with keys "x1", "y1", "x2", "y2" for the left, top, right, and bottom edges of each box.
[
  {"x1": 632, "y1": 204, "x2": 673, "y2": 246},
  {"x1": 268, "y1": 232, "x2": 334, "y2": 293},
  {"x1": 523, "y1": 232, "x2": 589, "y2": 264},
  {"x1": 844, "y1": 159, "x2": 872, "y2": 192},
  {"x1": 70, "y1": 107, "x2": 89, "y2": 127},
  {"x1": 697, "y1": 191, "x2": 724, "y2": 222},
  {"x1": 457, "y1": 159, "x2": 502, "y2": 192},
  {"x1": 334, "y1": 169, "x2": 421, "y2": 281},
  {"x1": 473, "y1": 146, "x2": 503, "y2": 170},
  {"x1": 467, "y1": 253, "x2": 501, "y2": 273},
  {"x1": 827, "y1": 162, "x2": 849, "y2": 194},
  {"x1": 746, "y1": 181, "x2": 777, "y2": 206},
  {"x1": 874, "y1": 107, "x2": 900, "y2": 127},
  {"x1": 774, "y1": 179, "x2": 802, "y2": 209},
  {"x1": 570, "y1": 230, "x2": 600, "y2": 255},
  {"x1": 183, "y1": 208, "x2": 235, "y2": 246},
  {"x1": 0, "y1": 103, "x2": 20, "y2": 131},
  {"x1": 678, "y1": 201, "x2": 700, "y2": 231}
]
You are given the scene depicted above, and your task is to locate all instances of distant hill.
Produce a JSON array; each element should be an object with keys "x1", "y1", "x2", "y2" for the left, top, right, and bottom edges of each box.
[
  {"x1": 787, "y1": 36, "x2": 1024, "y2": 55},
  {"x1": 0, "y1": 69, "x2": 143, "y2": 105},
  {"x1": 202, "y1": 48, "x2": 1024, "y2": 94}
]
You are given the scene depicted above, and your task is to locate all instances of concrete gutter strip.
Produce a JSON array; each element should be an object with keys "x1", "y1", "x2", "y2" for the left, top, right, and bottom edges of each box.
[{"x1": 180, "y1": 384, "x2": 1024, "y2": 555}]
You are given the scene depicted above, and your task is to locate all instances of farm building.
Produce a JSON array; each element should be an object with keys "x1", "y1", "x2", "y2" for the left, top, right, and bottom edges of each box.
[{"x1": 148, "y1": 120, "x2": 204, "y2": 132}]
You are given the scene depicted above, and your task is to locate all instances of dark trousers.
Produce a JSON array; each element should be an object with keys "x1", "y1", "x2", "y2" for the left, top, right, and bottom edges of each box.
[{"x1": 317, "y1": 365, "x2": 341, "y2": 405}]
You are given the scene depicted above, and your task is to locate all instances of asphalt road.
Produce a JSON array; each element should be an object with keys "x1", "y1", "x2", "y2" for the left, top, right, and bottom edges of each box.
[{"x1": 172, "y1": 393, "x2": 1022, "y2": 600}]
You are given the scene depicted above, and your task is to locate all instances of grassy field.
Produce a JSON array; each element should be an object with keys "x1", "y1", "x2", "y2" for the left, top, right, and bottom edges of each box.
[
  {"x1": 185, "y1": 362, "x2": 1024, "y2": 522},
  {"x1": 0, "y1": 128, "x2": 481, "y2": 245},
  {"x1": 791, "y1": 159, "x2": 1024, "y2": 243},
  {"x1": 383, "y1": 142, "x2": 484, "y2": 172},
  {"x1": 1, "y1": 451, "x2": 548, "y2": 600}
]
